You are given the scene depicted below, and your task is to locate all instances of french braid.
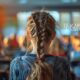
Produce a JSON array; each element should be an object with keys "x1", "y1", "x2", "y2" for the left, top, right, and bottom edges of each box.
[
  {"x1": 32, "y1": 11, "x2": 55, "y2": 59},
  {"x1": 27, "y1": 11, "x2": 55, "y2": 80}
]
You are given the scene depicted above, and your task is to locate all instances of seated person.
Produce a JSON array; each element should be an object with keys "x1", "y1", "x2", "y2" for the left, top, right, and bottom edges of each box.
[
  {"x1": 69, "y1": 30, "x2": 80, "y2": 79},
  {"x1": 10, "y1": 11, "x2": 71, "y2": 80},
  {"x1": 59, "y1": 28, "x2": 71, "y2": 52},
  {"x1": 0, "y1": 33, "x2": 5, "y2": 56}
]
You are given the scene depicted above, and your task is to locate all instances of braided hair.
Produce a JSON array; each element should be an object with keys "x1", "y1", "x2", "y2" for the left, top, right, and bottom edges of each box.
[{"x1": 26, "y1": 11, "x2": 55, "y2": 80}]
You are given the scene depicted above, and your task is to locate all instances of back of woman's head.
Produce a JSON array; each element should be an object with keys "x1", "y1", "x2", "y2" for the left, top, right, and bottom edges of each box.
[
  {"x1": 27, "y1": 11, "x2": 55, "y2": 55},
  {"x1": 26, "y1": 11, "x2": 55, "y2": 80}
]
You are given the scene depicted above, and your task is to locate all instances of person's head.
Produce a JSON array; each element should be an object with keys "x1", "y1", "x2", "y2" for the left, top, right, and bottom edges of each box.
[
  {"x1": 70, "y1": 31, "x2": 80, "y2": 52},
  {"x1": 26, "y1": 11, "x2": 56, "y2": 80},
  {"x1": 26, "y1": 11, "x2": 56, "y2": 56}
]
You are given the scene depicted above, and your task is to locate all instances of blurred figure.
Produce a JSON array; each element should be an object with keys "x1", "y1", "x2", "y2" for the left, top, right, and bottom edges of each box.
[
  {"x1": 0, "y1": 33, "x2": 9, "y2": 80},
  {"x1": 5, "y1": 34, "x2": 20, "y2": 58},
  {"x1": 0, "y1": 33, "x2": 5, "y2": 56},
  {"x1": 69, "y1": 30, "x2": 80, "y2": 80},
  {"x1": 13, "y1": 30, "x2": 27, "y2": 58},
  {"x1": 59, "y1": 28, "x2": 71, "y2": 51},
  {"x1": 8, "y1": 34, "x2": 19, "y2": 49}
]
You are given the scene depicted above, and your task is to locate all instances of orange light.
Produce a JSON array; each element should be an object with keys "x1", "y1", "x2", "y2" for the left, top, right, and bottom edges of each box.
[
  {"x1": 17, "y1": 36, "x2": 25, "y2": 47},
  {"x1": 3, "y1": 38, "x2": 8, "y2": 47}
]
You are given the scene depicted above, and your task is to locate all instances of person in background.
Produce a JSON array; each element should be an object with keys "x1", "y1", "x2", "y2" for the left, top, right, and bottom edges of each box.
[
  {"x1": 6, "y1": 34, "x2": 20, "y2": 58},
  {"x1": 0, "y1": 33, "x2": 9, "y2": 80},
  {"x1": 0, "y1": 33, "x2": 5, "y2": 56},
  {"x1": 13, "y1": 34, "x2": 27, "y2": 58},
  {"x1": 69, "y1": 30, "x2": 80, "y2": 80},
  {"x1": 10, "y1": 11, "x2": 71, "y2": 80},
  {"x1": 8, "y1": 34, "x2": 19, "y2": 49},
  {"x1": 13, "y1": 29, "x2": 27, "y2": 58},
  {"x1": 59, "y1": 28, "x2": 71, "y2": 52}
]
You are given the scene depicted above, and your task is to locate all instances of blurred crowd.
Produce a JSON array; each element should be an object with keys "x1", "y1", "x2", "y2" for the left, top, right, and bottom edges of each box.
[{"x1": 0, "y1": 33, "x2": 26, "y2": 58}]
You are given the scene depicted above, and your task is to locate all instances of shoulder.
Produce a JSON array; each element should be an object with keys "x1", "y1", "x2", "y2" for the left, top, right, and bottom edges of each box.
[
  {"x1": 10, "y1": 56, "x2": 28, "y2": 73},
  {"x1": 10, "y1": 55, "x2": 34, "y2": 68},
  {"x1": 10, "y1": 53, "x2": 36, "y2": 69},
  {"x1": 46, "y1": 55, "x2": 69, "y2": 62},
  {"x1": 53, "y1": 56, "x2": 70, "y2": 74},
  {"x1": 52, "y1": 57, "x2": 71, "y2": 80},
  {"x1": 10, "y1": 55, "x2": 34, "y2": 80},
  {"x1": 46, "y1": 55, "x2": 70, "y2": 69},
  {"x1": 55, "y1": 56, "x2": 70, "y2": 66}
]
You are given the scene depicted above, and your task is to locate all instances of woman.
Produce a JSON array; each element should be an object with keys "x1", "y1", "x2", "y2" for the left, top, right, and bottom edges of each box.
[{"x1": 10, "y1": 11, "x2": 71, "y2": 80}]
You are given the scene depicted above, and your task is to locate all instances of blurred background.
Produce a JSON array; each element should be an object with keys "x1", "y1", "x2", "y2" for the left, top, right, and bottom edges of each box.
[{"x1": 0, "y1": 0, "x2": 80, "y2": 80}]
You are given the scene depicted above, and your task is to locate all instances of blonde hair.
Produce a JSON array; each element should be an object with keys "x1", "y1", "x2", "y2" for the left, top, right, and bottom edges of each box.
[
  {"x1": 49, "y1": 37, "x2": 66, "y2": 56},
  {"x1": 26, "y1": 11, "x2": 55, "y2": 80}
]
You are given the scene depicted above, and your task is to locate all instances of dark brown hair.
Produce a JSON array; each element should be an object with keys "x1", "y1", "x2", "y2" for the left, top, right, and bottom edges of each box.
[{"x1": 26, "y1": 11, "x2": 55, "y2": 80}]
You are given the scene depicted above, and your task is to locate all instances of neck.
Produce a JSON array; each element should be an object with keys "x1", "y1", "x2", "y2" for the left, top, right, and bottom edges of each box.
[
  {"x1": 31, "y1": 45, "x2": 49, "y2": 54},
  {"x1": 30, "y1": 40, "x2": 36, "y2": 54},
  {"x1": 31, "y1": 40, "x2": 50, "y2": 54},
  {"x1": 31, "y1": 48, "x2": 37, "y2": 54},
  {"x1": 31, "y1": 40, "x2": 37, "y2": 54}
]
